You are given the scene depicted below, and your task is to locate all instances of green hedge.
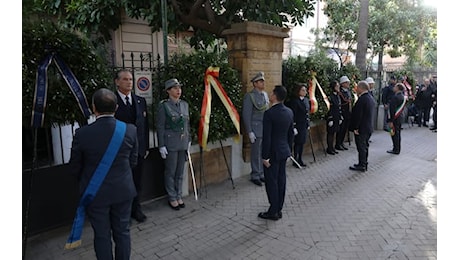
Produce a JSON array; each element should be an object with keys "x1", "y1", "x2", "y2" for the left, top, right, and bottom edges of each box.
[
  {"x1": 159, "y1": 50, "x2": 243, "y2": 144},
  {"x1": 282, "y1": 50, "x2": 361, "y2": 121},
  {"x1": 22, "y1": 20, "x2": 112, "y2": 127}
]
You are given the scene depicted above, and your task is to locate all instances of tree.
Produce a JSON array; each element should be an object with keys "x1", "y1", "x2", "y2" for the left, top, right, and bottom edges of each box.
[
  {"x1": 319, "y1": 0, "x2": 360, "y2": 68},
  {"x1": 355, "y1": 0, "x2": 369, "y2": 78},
  {"x1": 319, "y1": 0, "x2": 437, "y2": 73},
  {"x1": 27, "y1": 0, "x2": 317, "y2": 49}
]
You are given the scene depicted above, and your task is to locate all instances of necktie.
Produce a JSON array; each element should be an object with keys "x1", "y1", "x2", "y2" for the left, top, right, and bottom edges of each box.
[{"x1": 125, "y1": 96, "x2": 131, "y2": 106}]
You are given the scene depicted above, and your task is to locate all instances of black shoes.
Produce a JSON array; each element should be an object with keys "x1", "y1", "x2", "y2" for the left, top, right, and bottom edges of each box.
[
  {"x1": 260, "y1": 178, "x2": 265, "y2": 183},
  {"x1": 335, "y1": 144, "x2": 348, "y2": 151},
  {"x1": 349, "y1": 164, "x2": 366, "y2": 172},
  {"x1": 386, "y1": 150, "x2": 400, "y2": 155},
  {"x1": 326, "y1": 150, "x2": 335, "y2": 155},
  {"x1": 132, "y1": 209, "x2": 147, "y2": 222},
  {"x1": 251, "y1": 179, "x2": 263, "y2": 186},
  {"x1": 258, "y1": 212, "x2": 279, "y2": 221},
  {"x1": 168, "y1": 201, "x2": 180, "y2": 211}
]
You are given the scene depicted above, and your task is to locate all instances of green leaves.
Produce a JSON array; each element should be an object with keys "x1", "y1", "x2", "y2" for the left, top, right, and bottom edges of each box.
[{"x1": 22, "y1": 20, "x2": 112, "y2": 127}]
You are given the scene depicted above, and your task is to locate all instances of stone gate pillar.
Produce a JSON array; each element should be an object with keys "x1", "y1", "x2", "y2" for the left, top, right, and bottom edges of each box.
[{"x1": 222, "y1": 21, "x2": 290, "y2": 162}]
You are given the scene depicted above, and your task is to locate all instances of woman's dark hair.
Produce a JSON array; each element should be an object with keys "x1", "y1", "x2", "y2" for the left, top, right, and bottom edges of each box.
[
  {"x1": 329, "y1": 80, "x2": 339, "y2": 91},
  {"x1": 293, "y1": 83, "x2": 307, "y2": 98}
]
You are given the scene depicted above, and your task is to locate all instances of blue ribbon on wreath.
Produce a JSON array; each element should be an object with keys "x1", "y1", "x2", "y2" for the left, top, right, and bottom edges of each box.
[{"x1": 31, "y1": 53, "x2": 92, "y2": 128}]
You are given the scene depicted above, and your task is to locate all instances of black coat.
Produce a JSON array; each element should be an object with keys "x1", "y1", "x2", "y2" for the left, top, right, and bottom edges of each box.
[
  {"x1": 286, "y1": 97, "x2": 310, "y2": 144},
  {"x1": 338, "y1": 87, "x2": 352, "y2": 120},
  {"x1": 349, "y1": 92, "x2": 376, "y2": 135},
  {"x1": 262, "y1": 103, "x2": 294, "y2": 161},
  {"x1": 115, "y1": 93, "x2": 149, "y2": 157},
  {"x1": 388, "y1": 91, "x2": 406, "y2": 123},
  {"x1": 326, "y1": 93, "x2": 341, "y2": 133}
]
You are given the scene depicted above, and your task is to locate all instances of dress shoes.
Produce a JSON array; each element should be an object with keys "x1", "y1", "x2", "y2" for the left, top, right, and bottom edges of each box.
[
  {"x1": 168, "y1": 201, "x2": 180, "y2": 211},
  {"x1": 349, "y1": 165, "x2": 366, "y2": 172},
  {"x1": 278, "y1": 212, "x2": 282, "y2": 219},
  {"x1": 260, "y1": 177, "x2": 265, "y2": 183},
  {"x1": 326, "y1": 150, "x2": 336, "y2": 155},
  {"x1": 299, "y1": 161, "x2": 307, "y2": 167},
  {"x1": 251, "y1": 179, "x2": 263, "y2": 186},
  {"x1": 341, "y1": 145, "x2": 348, "y2": 150},
  {"x1": 132, "y1": 209, "x2": 147, "y2": 222},
  {"x1": 178, "y1": 200, "x2": 185, "y2": 208},
  {"x1": 386, "y1": 150, "x2": 400, "y2": 155},
  {"x1": 335, "y1": 145, "x2": 344, "y2": 151},
  {"x1": 334, "y1": 150, "x2": 339, "y2": 154},
  {"x1": 353, "y1": 163, "x2": 368, "y2": 171},
  {"x1": 258, "y1": 212, "x2": 279, "y2": 221}
]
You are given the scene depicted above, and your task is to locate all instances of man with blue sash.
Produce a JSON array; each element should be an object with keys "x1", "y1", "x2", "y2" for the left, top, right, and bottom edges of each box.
[{"x1": 66, "y1": 88, "x2": 138, "y2": 259}]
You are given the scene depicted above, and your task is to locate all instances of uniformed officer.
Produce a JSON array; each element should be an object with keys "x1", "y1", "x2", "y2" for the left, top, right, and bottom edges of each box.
[
  {"x1": 156, "y1": 78, "x2": 191, "y2": 210},
  {"x1": 242, "y1": 72, "x2": 269, "y2": 186}
]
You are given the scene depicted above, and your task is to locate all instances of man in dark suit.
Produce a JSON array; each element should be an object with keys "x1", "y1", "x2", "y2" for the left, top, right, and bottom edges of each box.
[
  {"x1": 349, "y1": 81, "x2": 376, "y2": 172},
  {"x1": 114, "y1": 69, "x2": 150, "y2": 222},
  {"x1": 259, "y1": 85, "x2": 294, "y2": 221},
  {"x1": 69, "y1": 88, "x2": 138, "y2": 260},
  {"x1": 387, "y1": 83, "x2": 406, "y2": 155}
]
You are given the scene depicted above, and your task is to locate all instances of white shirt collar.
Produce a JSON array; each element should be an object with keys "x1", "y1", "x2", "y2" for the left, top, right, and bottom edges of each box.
[{"x1": 117, "y1": 90, "x2": 132, "y2": 105}]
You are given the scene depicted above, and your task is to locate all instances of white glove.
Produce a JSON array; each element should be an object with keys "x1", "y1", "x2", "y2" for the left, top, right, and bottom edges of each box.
[
  {"x1": 293, "y1": 128, "x2": 298, "y2": 136},
  {"x1": 248, "y1": 132, "x2": 256, "y2": 143},
  {"x1": 339, "y1": 119, "x2": 343, "y2": 125},
  {"x1": 328, "y1": 121, "x2": 333, "y2": 127},
  {"x1": 159, "y1": 146, "x2": 168, "y2": 159}
]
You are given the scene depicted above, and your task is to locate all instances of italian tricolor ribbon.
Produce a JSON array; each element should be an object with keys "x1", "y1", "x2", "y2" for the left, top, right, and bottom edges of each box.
[
  {"x1": 198, "y1": 67, "x2": 240, "y2": 150},
  {"x1": 308, "y1": 73, "x2": 330, "y2": 113}
]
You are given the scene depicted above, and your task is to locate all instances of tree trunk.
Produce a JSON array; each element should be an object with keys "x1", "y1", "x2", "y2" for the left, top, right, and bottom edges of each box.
[{"x1": 355, "y1": 0, "x2": 369, "y2": 79}]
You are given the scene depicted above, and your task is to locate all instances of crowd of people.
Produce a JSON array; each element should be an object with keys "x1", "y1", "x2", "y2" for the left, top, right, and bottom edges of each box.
[{"x1": 67, "y1": 69, "x2": 437, "y2": 259}]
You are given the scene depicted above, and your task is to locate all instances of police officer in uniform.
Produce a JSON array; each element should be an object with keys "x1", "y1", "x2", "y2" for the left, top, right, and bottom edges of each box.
[
  {"x1": 242, "y1": 72, "x2": 269, "y2": 186},
  {"x1": 156, "y1": 78, "x2": 191, "y2": 210},
  {"x1": 336, "y1": 76, "x2": 352, "y2": 151}
]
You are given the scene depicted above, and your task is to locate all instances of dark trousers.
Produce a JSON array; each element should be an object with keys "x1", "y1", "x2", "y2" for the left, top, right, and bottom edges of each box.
[
  {"x1": 263, "y1": 158, "x2": 287, "y2": 216},
  {"x1": 418, "y1": 106, "x2": 431, "y2": 126},
  {"x1": 327, "y1": 132, "x2": 336, "y2": 152},
  {"x1": 354, "y1": 132, "x2": 371, "y2": 166},
  {"x1": 432, "y1": 106, "x2": 437, "y2": 128},
  {"x1": 131, "y1": 157, "x2": 144, "y2": 215},
  {"x1": 391, "y1": 119, "x2": 402, "y2": 152},
  {"x1": 336, "y1": 119, "x2": 350, "y2": 147},
  {"x1": 293, "y1": 142, "x2": 305, "y2": 163},
  {"x1": 87, "y1": 199, "x2": 133, "y2": 260}
]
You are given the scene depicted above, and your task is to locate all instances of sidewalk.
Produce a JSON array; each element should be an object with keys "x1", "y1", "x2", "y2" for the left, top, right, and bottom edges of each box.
[{"x1": 24, "y1": 124, "x2": 437, "y2": 260}]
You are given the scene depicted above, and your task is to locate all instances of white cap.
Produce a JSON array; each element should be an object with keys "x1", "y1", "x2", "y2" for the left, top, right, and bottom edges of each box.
[
  {"x1": 339, "y1": 76, "x2": 350, "y2": 84},
  {"x1": 251, "y1": 72, "x2": 265, "y2": 82},
  {"x1": 365, "y1": 77, "x2": 375, "y2": 84}
]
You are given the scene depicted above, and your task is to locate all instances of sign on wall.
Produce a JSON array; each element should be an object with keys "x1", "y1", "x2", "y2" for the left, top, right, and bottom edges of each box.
[{"x1": 134, "y1": 71, "x2": 153, "y2": 105}]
